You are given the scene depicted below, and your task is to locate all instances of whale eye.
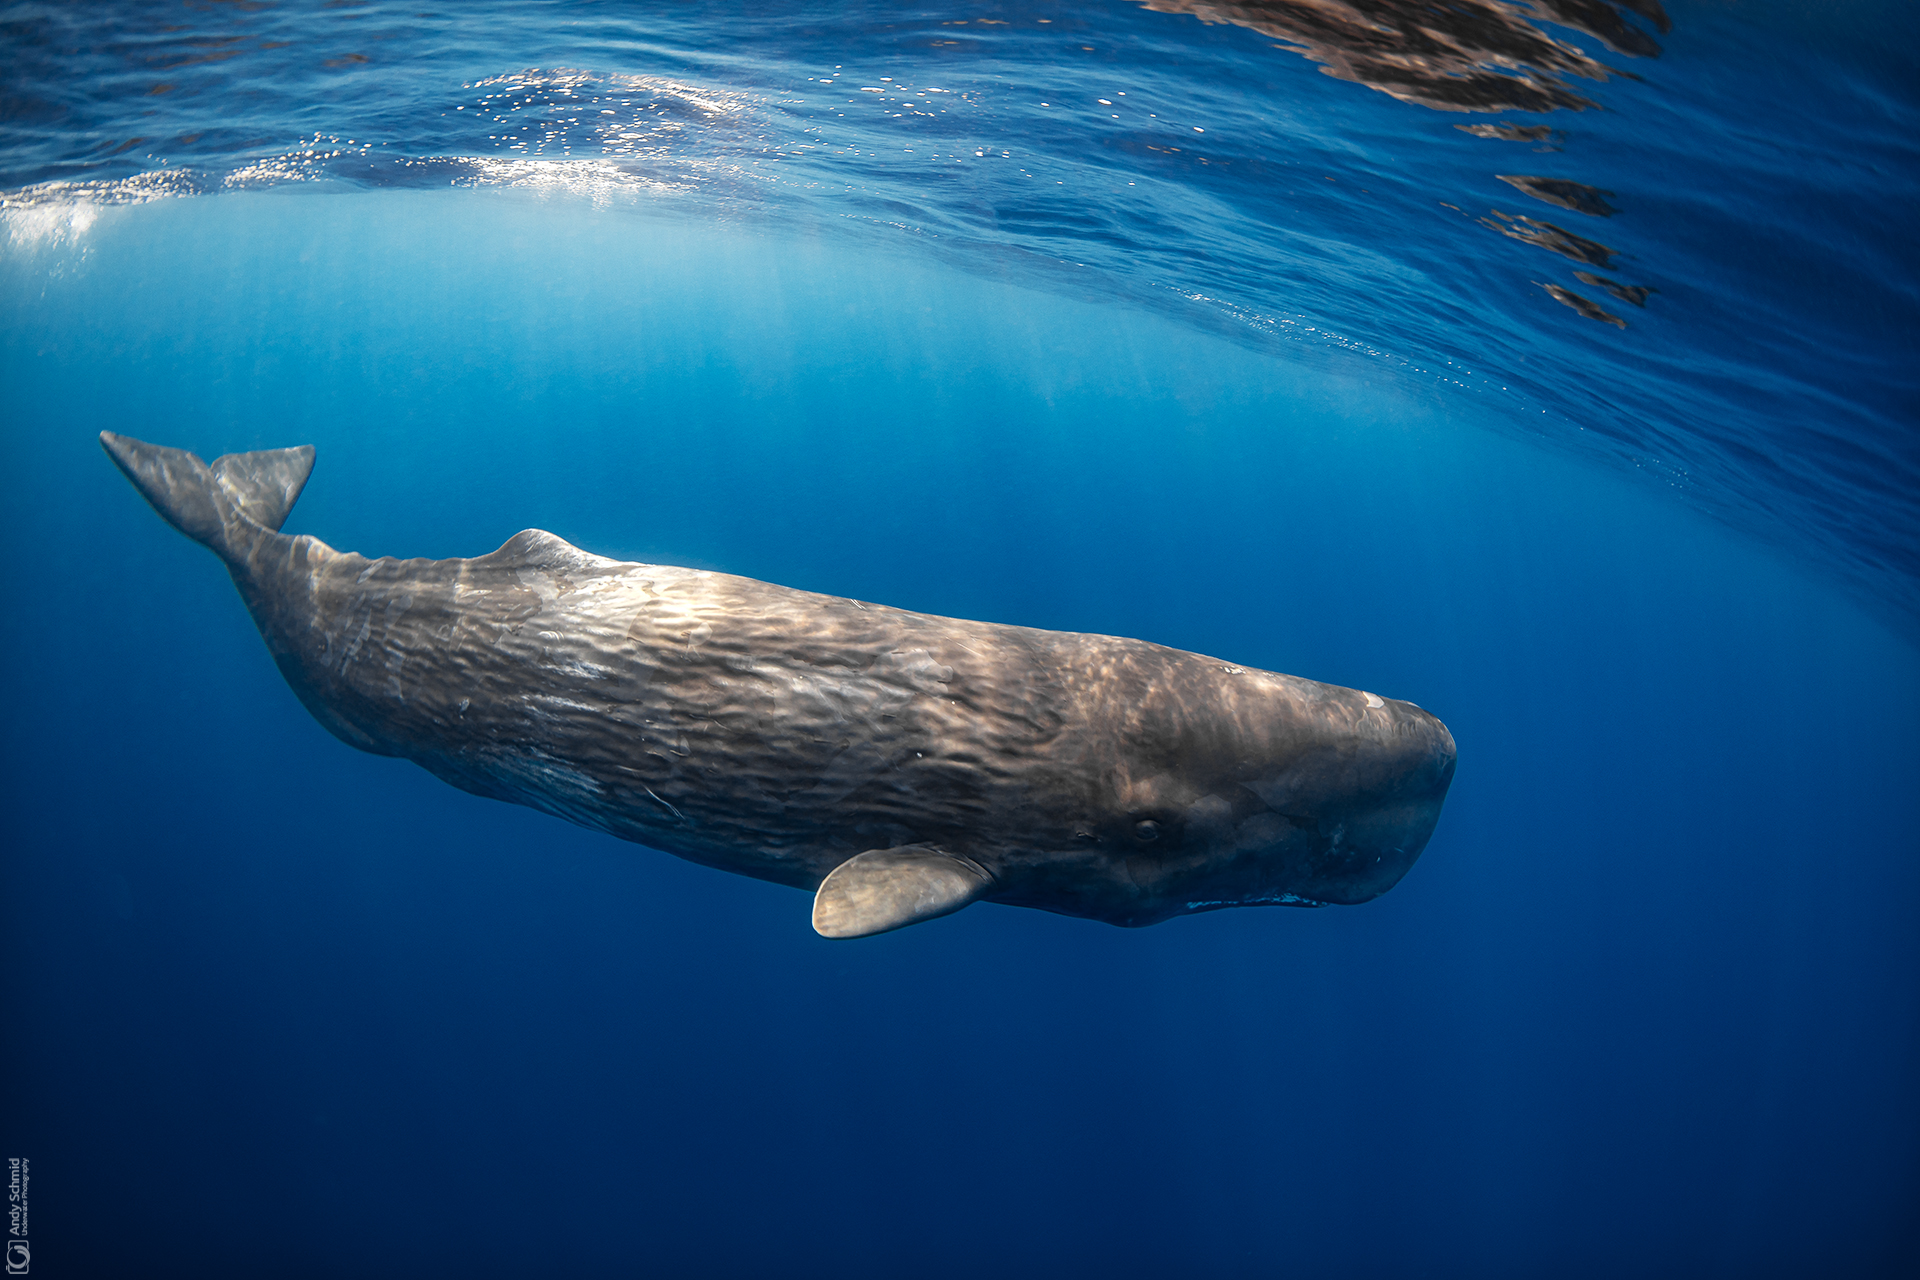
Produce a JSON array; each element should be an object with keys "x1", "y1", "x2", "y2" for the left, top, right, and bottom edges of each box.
[{"x1": 1133, "y1": 820, "x2": 1160, "y2": 843}]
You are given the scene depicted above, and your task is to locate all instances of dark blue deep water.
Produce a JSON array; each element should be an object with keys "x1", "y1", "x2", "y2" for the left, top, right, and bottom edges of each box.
[{"x1": 2, "y1": 3, "x2": 1916, "y2": 1277}]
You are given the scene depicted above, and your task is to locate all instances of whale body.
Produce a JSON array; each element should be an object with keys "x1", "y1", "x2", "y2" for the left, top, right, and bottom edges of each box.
[{"x1": 103, "y1": 431, "x2": 1456, "y2": 938}]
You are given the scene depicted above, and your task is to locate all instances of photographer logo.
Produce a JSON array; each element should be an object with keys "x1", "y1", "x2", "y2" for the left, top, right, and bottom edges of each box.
[{"x1": 6, "y1": 1156, "x2": 25, "y2": 1274}]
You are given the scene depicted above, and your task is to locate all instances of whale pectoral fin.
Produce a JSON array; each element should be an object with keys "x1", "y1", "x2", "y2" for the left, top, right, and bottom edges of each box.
[{"x1": 812, "y1": 846, "x2": 992, "y2": 940}]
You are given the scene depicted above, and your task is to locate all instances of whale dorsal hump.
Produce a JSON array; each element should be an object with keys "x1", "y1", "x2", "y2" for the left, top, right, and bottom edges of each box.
[{"x1": 812, "y1": 846, "x2": 992, "y2": 939}]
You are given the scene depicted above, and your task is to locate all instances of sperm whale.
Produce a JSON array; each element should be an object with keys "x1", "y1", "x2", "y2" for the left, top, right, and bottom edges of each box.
[{"x1": 103, "y1": 431, "x2": 1456, "y2": 938}]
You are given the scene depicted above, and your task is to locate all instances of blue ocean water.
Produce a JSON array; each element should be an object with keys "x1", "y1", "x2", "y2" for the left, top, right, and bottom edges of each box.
[{"x1": 2, "y1": 3, "x2": 1916, "y2": 1277}]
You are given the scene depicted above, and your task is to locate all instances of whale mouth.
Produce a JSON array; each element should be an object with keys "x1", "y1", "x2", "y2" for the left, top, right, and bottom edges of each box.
[{"x1": 1182, "y1": 893, "x2": 1328, "y2": 912}]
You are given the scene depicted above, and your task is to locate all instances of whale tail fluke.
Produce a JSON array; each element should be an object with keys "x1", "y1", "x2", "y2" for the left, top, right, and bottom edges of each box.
[{"x1": 101, "y1": 432, "x2": 315, "y2": 562}]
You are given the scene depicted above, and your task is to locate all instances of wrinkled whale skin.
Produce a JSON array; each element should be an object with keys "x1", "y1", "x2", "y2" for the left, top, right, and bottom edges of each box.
[{"x1": 104, "y1": 432, "x2": 1456, "y2": 935}]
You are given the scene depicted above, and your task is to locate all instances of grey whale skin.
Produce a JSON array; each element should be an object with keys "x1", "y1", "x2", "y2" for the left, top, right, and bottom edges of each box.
[{"x1": 103, "y1": 432, "x2": 1456, "y2": 939}]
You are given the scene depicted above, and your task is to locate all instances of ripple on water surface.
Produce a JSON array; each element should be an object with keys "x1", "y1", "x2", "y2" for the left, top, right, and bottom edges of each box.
[{"x1": 1, "y1": 0, "x2": 1915, "y2": 634}]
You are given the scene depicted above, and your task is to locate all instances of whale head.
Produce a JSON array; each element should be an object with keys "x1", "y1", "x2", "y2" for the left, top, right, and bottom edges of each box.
[{"x1": 1005, "y1": 659, "x2": 1458, "y2": 928}]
